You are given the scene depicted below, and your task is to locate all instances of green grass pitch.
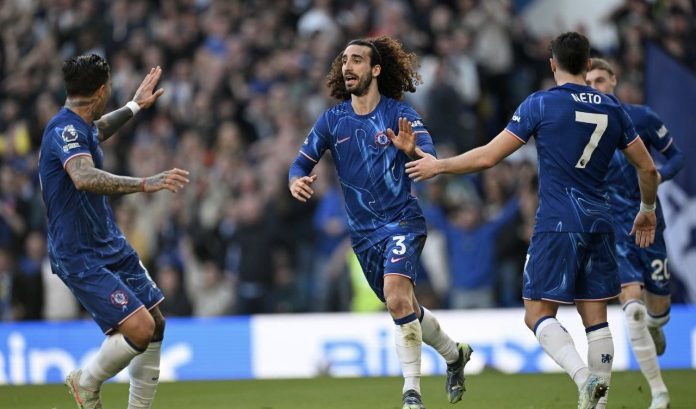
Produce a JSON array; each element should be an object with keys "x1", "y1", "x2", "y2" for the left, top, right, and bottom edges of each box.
[{"x1": 2, "y1": 370, "x2": 694, "y2": 409}]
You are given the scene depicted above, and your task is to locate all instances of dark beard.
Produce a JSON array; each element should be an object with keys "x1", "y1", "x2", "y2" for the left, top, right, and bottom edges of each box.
[{"x1": 347, "y1": 74, "x2": 373, "y2": 96}]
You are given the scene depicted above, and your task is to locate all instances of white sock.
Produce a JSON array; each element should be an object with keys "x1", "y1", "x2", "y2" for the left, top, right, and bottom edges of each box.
[
  {"x1": 80, "y1": 333, "x2": 143, "y2": 391},
  {"x1": 534, "y1": 317, "x2": 589, "y2": 389},
  {"x1": 419, "y1": 306, "x2": 459, "y2": 364},
  {"x1": 394, "y1": 313, "x2": 422, "y2": 394},
  {"x1": 586, "y1": 323, "x2": 613, "y2": 409},
  {"x1": 128, "y1": 341, "x2": 161, "y2": 409},
  {"x1": 624, "y1": 301, "x2": 667, "y2": 395},
  {"x1": 647, "y1": 308, "x2": 670, "y2": 329}
]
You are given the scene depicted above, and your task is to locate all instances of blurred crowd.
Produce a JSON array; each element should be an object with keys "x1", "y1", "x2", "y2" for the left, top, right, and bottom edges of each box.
[{"x1": 0, "y1": 0, "x2": 694, "y2": 321}]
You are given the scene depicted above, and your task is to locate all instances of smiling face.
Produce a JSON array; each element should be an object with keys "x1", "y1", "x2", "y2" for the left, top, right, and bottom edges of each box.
[
  {"x1": 341, "y1": 44, "x2": 380, "y2": 97},
  {"x1": 586, "y1": 68, "x2": 616, "y2": 94}
]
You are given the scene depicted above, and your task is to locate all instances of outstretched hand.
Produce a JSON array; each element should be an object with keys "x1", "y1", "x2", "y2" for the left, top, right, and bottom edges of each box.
[
  {"x1": 387, "y1": 117, "x2": 416, "y2": 157},
  {"x1": 405, "y1": 148, "x2": 440, "y2": 181},
  {"x1": 144, "y1": 168, "x2": 190, "y2": 193},
  {"x1": 630, "y1": 211, "x2": 656, "y2": 248},
  {"x1": 133, "y1": 66, "x2": 165, "y2": 109},
  {"x1": 290, "y1": 174, "x2": 318, "y2": 202}
]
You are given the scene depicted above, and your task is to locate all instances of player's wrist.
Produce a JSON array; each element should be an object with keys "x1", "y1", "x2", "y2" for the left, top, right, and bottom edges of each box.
[
  {"x1": 126, "y1": 100, "x2": 141, "y2": 116},
  {"x1": 640, "y1": 201, "x2": 656, "y2": 213}
]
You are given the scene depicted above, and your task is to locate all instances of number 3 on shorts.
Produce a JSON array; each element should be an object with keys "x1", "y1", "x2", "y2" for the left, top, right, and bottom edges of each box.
[{"x1": 392, "y1": 235, "x2": 406, "y2": 255}]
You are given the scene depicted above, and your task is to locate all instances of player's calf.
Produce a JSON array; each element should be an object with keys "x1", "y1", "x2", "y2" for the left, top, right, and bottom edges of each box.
[
  {"x1": 128, "y1": 308, "x2": 166, "y2": 409},
  {"x1": 646, "y1": 307, "x2": 670, "y2": 356}
]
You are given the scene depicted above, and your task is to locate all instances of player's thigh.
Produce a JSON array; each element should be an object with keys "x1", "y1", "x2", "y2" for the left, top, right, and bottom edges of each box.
[
  {"x1": 110, "y1": 252, "x2": 164, "y2": 310},
  {"x1": 355, "y1": 233, "x2": 425, "y2": 303},
  {"x1": 616, "y1": 239, "x2": 646, "y2": 289},
  {"x1": 355, "y1": 242, "x2": 389, "y2": 302},
  {"x1": 522, "y1": 232, "x2": 581, "y2": 304},
  {"x1": 56, "y1": 266, "x2": 145, "y2": 335},
  {"x1": 576, "y1": 233, "x2": 621, "y2": 302},
  {"x1": 383, "y1": 233, "x2": 425, "y2": 284}
]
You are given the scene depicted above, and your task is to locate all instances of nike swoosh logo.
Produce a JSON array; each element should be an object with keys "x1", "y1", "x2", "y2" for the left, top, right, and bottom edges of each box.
[
  {"x1": 391, "y1": 257, "x2": 406, "y2": 263},
  {"x1": 337, "y1": 137, "x2": 351, "y2": 144}
]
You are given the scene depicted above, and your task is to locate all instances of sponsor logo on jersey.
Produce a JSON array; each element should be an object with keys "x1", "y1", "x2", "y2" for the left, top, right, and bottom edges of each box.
[
  {"x1": 512, "y1": 114, "x2": 521, "y2": 123},
  {"x1": 410, "y1": 120, "x2": 424, "y2": 128},
  {"x1": 62, "y1": 142, "x2": 81, "y2": 152},
  {"x1": 61, "y1": 125, "x2": 78, "y2": 142},
  {"x1": 110, "y1": 290, "x2": 129, "y2": 307}
]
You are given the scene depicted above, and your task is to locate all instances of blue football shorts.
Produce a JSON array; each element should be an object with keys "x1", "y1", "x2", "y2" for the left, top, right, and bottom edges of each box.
[
  {"x1": 54, "y1": 251, "x2": 164, "y2": 334},
  {"x1": 616, "y1": 232, "x2": 670, "y2": 296},
  {"x1": 354, "y1": 233, "x2": 426, "y2": 302},
  {"x1": 523, "y1": 231, "x2": 620, "y2": 303}
]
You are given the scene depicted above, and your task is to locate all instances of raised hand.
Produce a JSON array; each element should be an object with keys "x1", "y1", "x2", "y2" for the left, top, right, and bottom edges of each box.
[
  {"x1": 387, "y1": 117, "x2": 416, "y2": 157},
  {"x1": 405, "y1": 147, "x2": 440, "y2": 181},
  {"x1": 144, "y1": 168, "x2": 190, "y2": 193},
  {"x1": 133, "y1": 66, "x2": 165, "y2": 109},
  {"x1": 630, "y1": 211, "x2": 656, "y2": 248},
  {"x1": 290, "y1": 174, "x2": 318, "y2": 202}
]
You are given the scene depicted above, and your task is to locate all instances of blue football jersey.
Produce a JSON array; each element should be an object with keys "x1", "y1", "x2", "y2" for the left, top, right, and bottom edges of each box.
[
  {"x1": 289, "y1": 96, "x2": 435, "y2": 251},
  {"x1": 607, "y1": 103, "x2": 672, "y2": 238},
  {"x1": 506, "y1": 83, "x2": 639, "y2": 233},
  {"x1": 39, "y1": 108, "x2": 133, "y2": 275}
]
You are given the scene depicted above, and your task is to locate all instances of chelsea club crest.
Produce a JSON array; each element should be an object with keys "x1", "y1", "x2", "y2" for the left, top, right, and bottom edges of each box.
[
  {"x1": 110, "y1": 290, "x2": 129, "y2": 307},
  {"x1": 375, "y1": 132, "x2": 390, "y2": 147}
]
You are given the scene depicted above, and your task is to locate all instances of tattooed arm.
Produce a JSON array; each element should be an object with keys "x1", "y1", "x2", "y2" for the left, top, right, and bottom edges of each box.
[
  {"x1": 65, "y1": 155, "x2": 190, "y2": 195},
  {"x1": 95, "y1": 66, "x2": 166, "y2": 143},
  {"x1": 95, "y1": 106, "x2": 134, "y2": 142}
]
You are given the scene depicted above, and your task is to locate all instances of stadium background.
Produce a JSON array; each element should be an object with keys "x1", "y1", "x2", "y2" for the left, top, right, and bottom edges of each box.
[{"x1": 0, "y1": 0, "x2": 695, "y2": 388}]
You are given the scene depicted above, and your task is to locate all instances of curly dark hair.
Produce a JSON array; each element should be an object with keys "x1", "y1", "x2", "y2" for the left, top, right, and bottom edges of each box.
[{"x1": 326, "y1": 36, "x2": 422, "y2": 101}]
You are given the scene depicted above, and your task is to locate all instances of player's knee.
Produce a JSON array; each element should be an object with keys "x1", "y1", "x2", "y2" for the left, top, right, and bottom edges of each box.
[
  {"x1": 623, "y1": 300, "x2": 647, "y2": 324},
  {"x1": 130, "y1": 314, "x2": 155, "y2": 347},
  {"x1": 385, "y1": 294, "x2": 413, "y2": 318}
]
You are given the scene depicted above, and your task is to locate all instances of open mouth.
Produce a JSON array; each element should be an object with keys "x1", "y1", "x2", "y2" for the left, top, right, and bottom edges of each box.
[{"x1": 344, "y1": 74, "x2": 358, "y2": 87}]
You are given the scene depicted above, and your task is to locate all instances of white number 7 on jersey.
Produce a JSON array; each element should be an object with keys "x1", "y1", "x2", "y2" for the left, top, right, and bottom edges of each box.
[{"x1": 575, "y1": 111, "x2": 608, "y2": 169}]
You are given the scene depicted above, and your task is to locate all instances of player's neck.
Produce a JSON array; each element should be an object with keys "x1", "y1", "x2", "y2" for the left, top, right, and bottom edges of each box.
[
  {"x1": 65, "y1": 96, "x2": 100, "y2": 124},
  {"x1": 554, "y1": 71, "x2": 587, "y2": 87},
  {"x1": 351, "y1": 88, "x2": 381, "y2": 115}
]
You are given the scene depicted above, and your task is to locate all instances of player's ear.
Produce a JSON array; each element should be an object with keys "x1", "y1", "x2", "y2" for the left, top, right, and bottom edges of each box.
[
  {"x1": 549, "y1": 57, "x2": 556, "y2": 73},
  {"x1": 372, "y1": 64, "x2": 381, "y2": 78},
  {"x1": 96, "y1": 83, "x2": 107, "y2": 98}
]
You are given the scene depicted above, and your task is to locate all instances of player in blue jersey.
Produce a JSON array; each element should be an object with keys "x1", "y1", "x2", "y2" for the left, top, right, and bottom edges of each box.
[
  {"x1": 406, "y1": 32, "x2": 660, "y2": 409},
  {"x1": 587, "y1": 58, "x2": 684, "y2": 409},
  {"x1": 38, "y1": 54, "x2": 189, "y2": 409},
  {"x1": 289, "y1": 37, "x2": 472, "y2": 409}
]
